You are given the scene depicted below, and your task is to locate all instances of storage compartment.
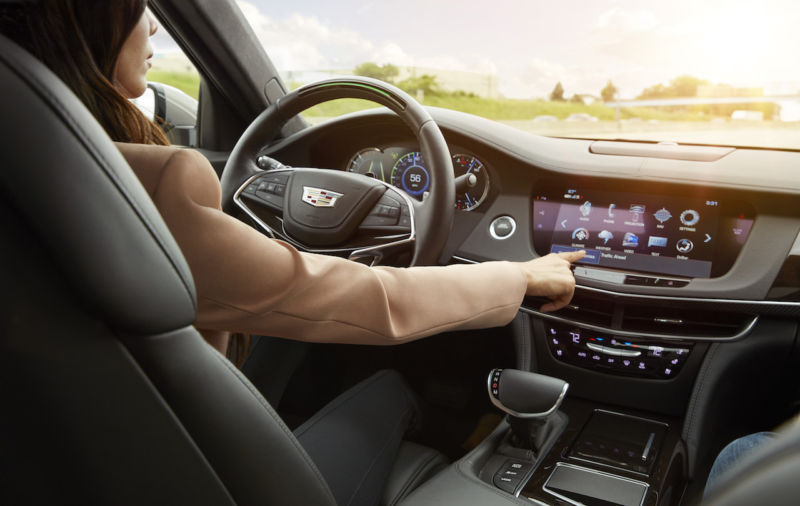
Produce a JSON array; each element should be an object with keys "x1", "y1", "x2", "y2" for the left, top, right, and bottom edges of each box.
[
  {"x1": 569, "y1": 410, "x2": 668, "y2": 475},
  {"x1": 543, "y1": 462, "x2": 649, "y2": 506}
]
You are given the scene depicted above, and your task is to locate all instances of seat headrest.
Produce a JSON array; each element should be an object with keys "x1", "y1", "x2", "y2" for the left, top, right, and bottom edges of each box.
[{"x1": 0, "y1": 33, "x2": 197, "y2": 334}]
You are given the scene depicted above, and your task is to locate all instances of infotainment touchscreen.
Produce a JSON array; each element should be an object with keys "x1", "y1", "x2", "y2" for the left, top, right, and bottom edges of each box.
[{"x1": 532, "y1": 184, "x2": 754, "y2": 278}]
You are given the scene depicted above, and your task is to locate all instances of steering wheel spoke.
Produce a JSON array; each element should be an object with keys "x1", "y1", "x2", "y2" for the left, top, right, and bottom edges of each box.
[{"x1": 235, "y1": 167, "x2": 416, "y2": 263}]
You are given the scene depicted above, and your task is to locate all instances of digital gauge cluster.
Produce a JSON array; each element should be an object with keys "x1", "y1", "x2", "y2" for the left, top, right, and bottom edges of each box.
[{"x1": 347, "y1": 147, "x2": 491, "y2": 211}]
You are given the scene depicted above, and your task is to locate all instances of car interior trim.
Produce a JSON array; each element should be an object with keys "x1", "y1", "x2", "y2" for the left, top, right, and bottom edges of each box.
[
  {"x1": 574, "y1": 284, "x2": 800, "y2": 309},
  {"x1": 520, "y1": 307, "x2": 759, "y2": 342},
  {"x1": 789, "y1": 231, "x2": 800, "y2": 255},
  {"x1": 542, "y1": 462, "x2": 649, "y2": 506},
  {"x1": 453, "y1": 254, "x2": 800, "y2": 310},
  {"x1": 588, "y1": 140, "x2": 736, "y2": 162}
]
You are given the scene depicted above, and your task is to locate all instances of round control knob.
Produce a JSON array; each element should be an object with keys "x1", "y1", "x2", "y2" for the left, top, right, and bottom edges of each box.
[{"x1": 490, "y1": 216, "x2": 516, "y2": 240}]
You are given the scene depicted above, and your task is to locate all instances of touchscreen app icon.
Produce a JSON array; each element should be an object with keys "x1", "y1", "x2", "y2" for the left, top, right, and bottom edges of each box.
[
  {"x1": 608, "y1": 203, "x2": 616, "y2": 218},
  {"x1": 676, "y1": 238, "x2": 694, "y2": 253},
  {"x1": 680, "y1": 209, "x2": 700, "y2": 226},
  {"x1": 648, "y1": 236, "x2": 668, "y2": 247},
  {"x1": 598, "y1": 230, "x2": 614, "y2": 244},
  {"x1": 623, "y1": 232, "x2": 639, "y2": 247},
  {"x1": 629, "y1": 204, "x2": 646, "y2": 222},
  {"x1": 572, "y1": 227, "x2": 589, "y2": 241},
  {"x1": 654, "y1": 208, "x2": 672, "y2": 224},
  {"x1": 579, "y1": 201, "x2": 592, "y2": 217}
]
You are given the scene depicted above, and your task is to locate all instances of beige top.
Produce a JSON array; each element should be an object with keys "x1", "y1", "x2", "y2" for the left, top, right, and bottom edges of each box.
[{"x1": 118, "y1": 143, "x2": 527, "y2": 345}]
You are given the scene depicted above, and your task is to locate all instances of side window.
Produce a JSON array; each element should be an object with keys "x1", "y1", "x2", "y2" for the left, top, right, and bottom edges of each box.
[{"x1": 133, "y1": 12, "x2": 200, "y2": 146}]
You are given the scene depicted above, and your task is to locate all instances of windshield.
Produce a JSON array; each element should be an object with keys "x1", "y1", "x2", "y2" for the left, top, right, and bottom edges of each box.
[{"x1": 232, "y1": 0, "x2": 800, "y2": 150}]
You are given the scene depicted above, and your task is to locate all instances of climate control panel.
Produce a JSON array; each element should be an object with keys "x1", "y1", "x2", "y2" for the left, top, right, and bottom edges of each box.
[{"x1": 545, "y1": 323, "x2": 692, "y2": 379}]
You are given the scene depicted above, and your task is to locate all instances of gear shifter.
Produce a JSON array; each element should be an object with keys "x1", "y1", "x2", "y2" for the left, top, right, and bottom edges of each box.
[{"x1": 488, "y1": 368, "x2": 569, "y2": 454}]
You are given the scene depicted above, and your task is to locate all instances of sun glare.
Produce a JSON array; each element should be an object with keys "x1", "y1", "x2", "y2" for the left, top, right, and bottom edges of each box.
[{"x1": 695, "y1": 7, "x2": 779, "y2": 85}]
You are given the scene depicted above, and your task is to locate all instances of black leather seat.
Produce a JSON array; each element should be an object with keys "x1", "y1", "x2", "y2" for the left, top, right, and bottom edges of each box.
[{"x1": 0, "y1": 33, "x2": 444, "y2": 506}]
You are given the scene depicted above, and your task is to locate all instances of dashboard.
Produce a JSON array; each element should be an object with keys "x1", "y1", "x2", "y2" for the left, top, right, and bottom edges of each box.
[
  {"x1": 262, "y1": 108, "x2": 800, "y2": 302},
  {"x1": 265, "y1": 110, "x2": 798, "y2": 292},
  {"x1": 258, "y1": 107, "x2": 800, "y2": 349},
  {"x1": 253, "y1": 106, "x2": 800, "y2": 499}
]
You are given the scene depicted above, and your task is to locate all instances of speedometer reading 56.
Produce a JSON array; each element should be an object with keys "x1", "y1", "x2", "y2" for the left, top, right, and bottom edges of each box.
[
  {"x1": 391, "y1": 151, "x2": 430, "y2": 197},
  {"x1": 453, "y1": 154, "x2": 490, "y2": 211}
]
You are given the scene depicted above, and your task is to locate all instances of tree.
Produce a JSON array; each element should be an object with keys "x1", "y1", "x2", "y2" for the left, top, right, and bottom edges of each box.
[
  {"x1": 550, "y1": 82, "x2": 565, "y2": 102},
  {"x1": 396, "y1": 74, "x2": 439, "y2": 96},
  {"x1": 670, "y1": 75, "x2": 709, "y2": 98},
  {"x1": 637, "y1": 75, "x2": 709, "y2": 99},
  {"x1": 601, "y1": 80, "x2": 618, "y2": 102},
  {"x1": 569, "y1": 94, "x2": 584, "y2": 104},
  {"x1": 353, "y1": 62, "x2": 399, "y2": 83}
]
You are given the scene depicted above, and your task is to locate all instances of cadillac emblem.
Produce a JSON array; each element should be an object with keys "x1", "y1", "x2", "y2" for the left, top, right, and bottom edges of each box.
[{"x1": 302, "y1": 186, "x2": 343, "y2": 208}]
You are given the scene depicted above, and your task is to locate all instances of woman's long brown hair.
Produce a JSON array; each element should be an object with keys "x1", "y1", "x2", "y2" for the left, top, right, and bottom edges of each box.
[{"x1": 1, "y1": 0, "x2": 169, "y2": 145}]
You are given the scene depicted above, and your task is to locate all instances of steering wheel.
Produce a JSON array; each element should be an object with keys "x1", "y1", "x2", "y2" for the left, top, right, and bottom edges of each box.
[{"x1": 219, "y1": 77, "x2": 454, "y2": 266}]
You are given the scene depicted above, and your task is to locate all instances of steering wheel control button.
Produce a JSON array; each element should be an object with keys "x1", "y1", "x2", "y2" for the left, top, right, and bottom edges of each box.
[
  {"x1": 245, "y1": 172, "x2": 291, "y2": 211},
  {"x1": 545, "y1": 324, "x2": 693, "y2": 379},
  {"x1": 489, "y1": 216, "x2": 516, "y2": 240},
  {"x1": 361, "y1": 193, "x2": 407, "y2": 229},
  {"x1": 398, "y1": 207, "x2": 411, "y2": 229}
]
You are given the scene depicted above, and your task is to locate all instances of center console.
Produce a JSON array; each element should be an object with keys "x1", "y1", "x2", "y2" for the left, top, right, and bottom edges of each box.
[
  {"x1": 401, "y1": 395, "x2": 686, "y2": 506},
  {"x1": 481, "y1": 369, "x2": 686, "y2": 506}
]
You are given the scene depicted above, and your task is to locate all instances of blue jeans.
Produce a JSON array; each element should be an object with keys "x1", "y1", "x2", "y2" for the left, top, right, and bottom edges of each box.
[{"x1": 704, "y1": 431, "x2": 776, "y2": 497}]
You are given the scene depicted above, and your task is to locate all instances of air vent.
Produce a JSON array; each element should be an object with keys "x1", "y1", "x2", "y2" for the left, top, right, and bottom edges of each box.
[
  {"x1": 551, "y1": 293, "x2": 614, "y2": 327},
  {"x1": 621, "y1": 305, "x2": 753, "y2": 338}
]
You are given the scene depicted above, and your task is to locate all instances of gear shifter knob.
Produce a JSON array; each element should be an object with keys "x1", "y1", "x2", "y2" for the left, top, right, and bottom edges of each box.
[{"x1": 488, "y1": 368, "x2": 568, "y2": 418}]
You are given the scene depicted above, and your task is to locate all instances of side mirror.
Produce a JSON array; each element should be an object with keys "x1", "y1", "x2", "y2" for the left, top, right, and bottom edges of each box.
[{"x1": 131, "y1": 82, "x2": 198, "y2": 147}]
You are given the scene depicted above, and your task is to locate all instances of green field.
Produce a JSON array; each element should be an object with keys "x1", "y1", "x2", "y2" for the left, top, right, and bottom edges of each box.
[
  {"x1": 149, "y1": 71, "x2": 711, "y2": 122},
  {"x1": 299, "y1": 96, "x2": 708, "y2": 122},
  {"x1": 147, "y1": 70, "x2": 201, "y2": 99}
]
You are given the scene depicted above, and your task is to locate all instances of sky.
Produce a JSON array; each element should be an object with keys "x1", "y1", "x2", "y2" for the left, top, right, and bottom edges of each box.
[{"x1": 155, "y1": 0, "x2": 800, "y2": 99}]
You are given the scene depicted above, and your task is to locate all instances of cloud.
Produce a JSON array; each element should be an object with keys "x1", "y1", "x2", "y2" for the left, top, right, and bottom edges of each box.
[
  {"x1": 236, "y1": 1, "x2": 500, "y2": 77},
  {"x1": 595, "y1": 6, "x2": 657, "y2": 33},
  {"x1": 237, "y1": 1, "x2": 413, "y2": 70}
]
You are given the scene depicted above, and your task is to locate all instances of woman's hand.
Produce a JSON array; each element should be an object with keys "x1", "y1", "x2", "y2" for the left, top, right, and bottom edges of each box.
[{"x1": 517, "y1": 250, "x2": 585, "y2": 312}]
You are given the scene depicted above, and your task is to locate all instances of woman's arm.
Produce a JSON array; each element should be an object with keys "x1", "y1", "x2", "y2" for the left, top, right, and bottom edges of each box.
[{"x1": 116, "y1": 143, "x2": 580, "y2": 345}]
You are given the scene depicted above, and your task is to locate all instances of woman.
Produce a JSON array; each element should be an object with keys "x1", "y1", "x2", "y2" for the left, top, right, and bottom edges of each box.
[
  {"x1": 1, "y1": 0, "x2": 582, "y2": 351},
  {"x1": 0, "y1": 2, "x2": 583, "y2": 504}
]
